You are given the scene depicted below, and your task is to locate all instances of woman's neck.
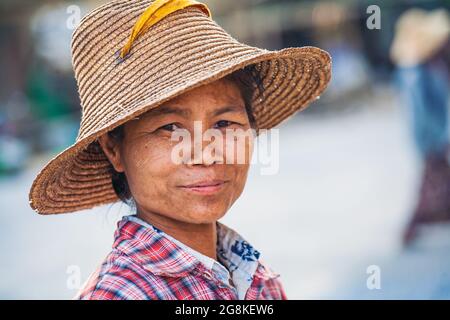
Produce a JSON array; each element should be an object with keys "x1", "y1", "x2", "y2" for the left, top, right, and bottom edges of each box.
[{"x1": 136, "y1": 209, "x2": 218, "y2": 261}]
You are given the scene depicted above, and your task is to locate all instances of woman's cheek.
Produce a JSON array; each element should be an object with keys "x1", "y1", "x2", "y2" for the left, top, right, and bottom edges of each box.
[{"x1": 123, "y1": 139, "x2": 175, "y2": 185}]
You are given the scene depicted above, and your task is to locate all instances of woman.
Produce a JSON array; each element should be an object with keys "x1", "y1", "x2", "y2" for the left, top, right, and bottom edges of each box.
[{"x1": 29, "y1": 0, "x2": 331, "y2": 300}]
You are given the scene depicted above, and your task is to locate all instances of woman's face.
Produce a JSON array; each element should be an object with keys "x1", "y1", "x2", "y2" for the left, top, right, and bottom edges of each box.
[{"x1": 100, "y1": 77, "x2": 254, "y2": 224}]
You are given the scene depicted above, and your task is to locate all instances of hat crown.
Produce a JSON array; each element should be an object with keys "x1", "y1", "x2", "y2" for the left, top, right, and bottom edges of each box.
[{"x1": 70, "y1": 0, "x2": 229, "y2": 141}]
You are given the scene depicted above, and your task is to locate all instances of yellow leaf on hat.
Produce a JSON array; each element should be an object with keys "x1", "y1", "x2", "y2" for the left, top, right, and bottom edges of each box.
[{"x1": 120, "y1": 0, "x2": 212, "y2": 58}]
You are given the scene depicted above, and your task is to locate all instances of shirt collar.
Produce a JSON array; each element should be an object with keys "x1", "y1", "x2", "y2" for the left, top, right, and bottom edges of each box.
[
  {"x1": 124, "y1": 215, "x2": 216, "y2": 272},
  {"x1": 113, "y1": 214, "x2": 279, "y2": 288}
]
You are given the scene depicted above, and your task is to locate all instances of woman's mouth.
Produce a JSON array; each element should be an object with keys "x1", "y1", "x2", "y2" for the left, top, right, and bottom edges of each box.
[{"x1": 178, "y1": 179, "x2": 228, "y2": 195}]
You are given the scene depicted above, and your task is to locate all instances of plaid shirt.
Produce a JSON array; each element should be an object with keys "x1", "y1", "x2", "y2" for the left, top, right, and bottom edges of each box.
[{"x1": 76, "y1": 215, "x2": 287, "y2": 300}]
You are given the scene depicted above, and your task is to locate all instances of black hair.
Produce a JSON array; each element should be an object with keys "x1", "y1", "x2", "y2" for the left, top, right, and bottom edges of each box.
[
  {"x1": 107, "y1": 64, "x2": 264, "y2": 203},
  {"x1": 107, "y1": 126, "x2": 132, "y2": 203}
]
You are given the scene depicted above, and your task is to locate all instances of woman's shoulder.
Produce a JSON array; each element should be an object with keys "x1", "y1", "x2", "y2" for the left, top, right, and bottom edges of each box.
[{"x1": 73, "y1": 249, "x2": 159, "y2": 300}]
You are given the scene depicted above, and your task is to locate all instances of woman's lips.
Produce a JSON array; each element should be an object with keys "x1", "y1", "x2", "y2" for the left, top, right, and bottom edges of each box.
[{"x1": 178, "y1": 180, "x2": 228, "y2": 195}]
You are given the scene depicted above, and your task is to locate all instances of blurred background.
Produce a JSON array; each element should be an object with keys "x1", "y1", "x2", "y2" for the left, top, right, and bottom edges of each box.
[{"x1": 0, "y1": 0, "x2": 449, "y2": 299}]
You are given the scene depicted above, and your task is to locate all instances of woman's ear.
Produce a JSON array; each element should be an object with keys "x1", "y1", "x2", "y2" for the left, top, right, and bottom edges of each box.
[{"x1": 98, "y1": 134, "x2": 125, "y2": 173}]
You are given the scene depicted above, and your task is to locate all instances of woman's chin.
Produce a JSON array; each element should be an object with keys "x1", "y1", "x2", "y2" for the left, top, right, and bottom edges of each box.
[{"x1": 176, "y1": 206, "x2": 228, "y2": 224}]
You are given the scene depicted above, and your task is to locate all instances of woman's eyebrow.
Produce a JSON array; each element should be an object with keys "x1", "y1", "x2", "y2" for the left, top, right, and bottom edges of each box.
[
  {"x1": 212, "y1": 105, "x2": 246, "y2": 116},
  {"x1": 146, "y1": 104, "x2": 245, "y2": 118},
  {"x1": 148, "y1": 105, "x2": 190, "y2": 117}
]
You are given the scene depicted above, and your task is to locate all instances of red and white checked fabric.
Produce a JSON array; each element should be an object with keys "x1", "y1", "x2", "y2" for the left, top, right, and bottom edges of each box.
[{"x1": 75, "y1": 215, "x2": 287, "y2": 300}]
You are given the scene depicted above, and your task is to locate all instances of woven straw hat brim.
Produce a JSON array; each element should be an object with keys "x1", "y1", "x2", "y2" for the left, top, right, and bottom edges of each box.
[{"x1": 29, "y1": 1, "x2": 331, "y2": 214}]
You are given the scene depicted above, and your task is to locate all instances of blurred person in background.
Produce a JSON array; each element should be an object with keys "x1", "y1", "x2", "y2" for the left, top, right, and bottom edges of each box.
[{"x1": 391, "y1": 8, "x2": 450, "y2": 245}]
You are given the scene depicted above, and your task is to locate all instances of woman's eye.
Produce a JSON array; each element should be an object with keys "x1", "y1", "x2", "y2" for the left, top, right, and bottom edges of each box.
[
  {"x1": 159, "y1": 123, "x2": 180, "y2": 132},
  {"x1": 214, "y1": 120, "x2": 234, "y2": 128}
]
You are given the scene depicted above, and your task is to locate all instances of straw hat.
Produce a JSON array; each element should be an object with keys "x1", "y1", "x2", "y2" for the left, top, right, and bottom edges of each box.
[
  {"x1": 29, "y1": 0, "x2": 331, "y2": 214},
  {"x1": 390, "y1": 8, "x2": 449, "y2": 67}
]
